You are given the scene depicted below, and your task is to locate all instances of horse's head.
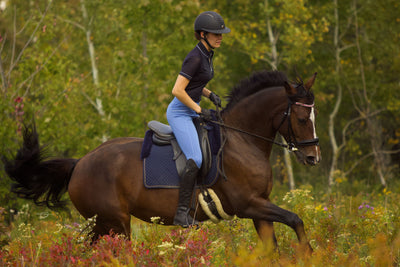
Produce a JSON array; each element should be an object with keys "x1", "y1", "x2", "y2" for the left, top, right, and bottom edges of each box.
[{"x1": 281, "y1": 73, "x2": 321, "y2": 166}]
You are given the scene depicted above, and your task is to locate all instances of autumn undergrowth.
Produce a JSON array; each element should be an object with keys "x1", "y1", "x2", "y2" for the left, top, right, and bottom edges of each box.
[{"x1": 0, "y1": 183, "x2": 399, "y2": 266}]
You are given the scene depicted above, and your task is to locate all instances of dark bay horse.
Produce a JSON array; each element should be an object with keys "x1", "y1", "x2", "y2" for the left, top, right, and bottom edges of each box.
[{"x1": 3, "y1": 71, "x2": 320, "y2": 251}]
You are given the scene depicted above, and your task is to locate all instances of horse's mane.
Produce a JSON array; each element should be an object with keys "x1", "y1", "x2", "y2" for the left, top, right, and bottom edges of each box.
[
  {"x1": 224, "y1": 71, "x2": 288, "y2": 111},
  {"x1": 223, "y1": 70, "x2": 312, "y2": 111}
]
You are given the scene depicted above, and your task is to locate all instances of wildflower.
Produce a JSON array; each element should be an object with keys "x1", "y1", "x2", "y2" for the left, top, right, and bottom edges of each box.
[
  {"x1": 158, "y1": 242, "x2": 173, "y2": 249},
  {"x1": 54, "y1": 223, "x2": 63, "y2": 233},
  {"x1": 39, "y1": 212, "x2": 49, "y2": 219},
  {"x1": 383, "y1": 188, "x2": 392, "y2": 195},
  {"x1": 150, "y1": 216, "x2": 161, "y2": 224}
]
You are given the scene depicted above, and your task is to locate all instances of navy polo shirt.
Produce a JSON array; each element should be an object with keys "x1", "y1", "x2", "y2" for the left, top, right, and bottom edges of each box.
[{"x1": 179, "y1": 42, "x2": 214, "y2": 103}]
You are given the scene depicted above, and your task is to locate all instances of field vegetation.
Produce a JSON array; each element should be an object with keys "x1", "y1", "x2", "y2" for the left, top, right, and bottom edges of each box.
[
  {"x1": 1, "y1": 183, "x2": 399, "y2": 266},
  {"x1": 1, "y1": 0, "x2": 400, "y2": 265}
]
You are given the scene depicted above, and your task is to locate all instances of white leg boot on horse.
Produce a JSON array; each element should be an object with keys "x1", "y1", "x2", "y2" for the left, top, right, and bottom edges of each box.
[{"x1": 173, "y1": 159, "x2": 200, "y2": 228}]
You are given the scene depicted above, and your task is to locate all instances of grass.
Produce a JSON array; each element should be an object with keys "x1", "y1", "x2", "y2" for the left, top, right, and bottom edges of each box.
[{"x1": 0, "y1": 184, "x2": 399, "y2": 266}]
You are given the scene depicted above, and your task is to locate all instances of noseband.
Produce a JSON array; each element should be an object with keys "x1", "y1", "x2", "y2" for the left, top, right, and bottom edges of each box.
[{"x1": 277, "y1": 99, "x2": 320, "y2": 152}]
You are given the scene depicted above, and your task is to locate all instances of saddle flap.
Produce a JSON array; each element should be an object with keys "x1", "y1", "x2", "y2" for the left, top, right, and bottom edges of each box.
[{"x1": 194, "y1": 118, "x2": 212, "y2": 178}]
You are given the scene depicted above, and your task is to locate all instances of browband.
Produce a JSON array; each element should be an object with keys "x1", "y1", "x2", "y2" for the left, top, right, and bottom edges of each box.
[{"x1": 294, "y1": 102, "x2": 314, "y2": 108}]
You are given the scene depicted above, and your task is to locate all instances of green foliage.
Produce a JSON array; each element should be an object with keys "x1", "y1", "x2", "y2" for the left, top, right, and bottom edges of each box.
[
  {"x1": 1, "y1": 186, "x2": 399, "y2": 265},
  {"x1": 1, "y1": 1, "x2": 399, "y2": 265},
  {"x1": 0, "y1": 0, "x2": 399, "y2": 212}
]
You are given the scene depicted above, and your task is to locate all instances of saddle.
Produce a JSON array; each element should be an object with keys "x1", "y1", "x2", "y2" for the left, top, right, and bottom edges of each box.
[
  {"x1": 147, "y1": 118, "x2": 213, "y2": 179},
  {"x1": 142, "y1": 117, "x2": 233, "y2": 223}
]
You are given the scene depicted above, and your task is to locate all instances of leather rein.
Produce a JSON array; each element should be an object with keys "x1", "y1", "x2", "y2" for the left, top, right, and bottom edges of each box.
[{"x1": 211, "y1": 98, "x2": 320, "y2": 152}]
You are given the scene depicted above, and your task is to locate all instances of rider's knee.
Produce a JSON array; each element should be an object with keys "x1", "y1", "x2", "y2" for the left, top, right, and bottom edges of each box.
[{"x1": 190, "y1": 156, "x2": 202, "y2": 169}]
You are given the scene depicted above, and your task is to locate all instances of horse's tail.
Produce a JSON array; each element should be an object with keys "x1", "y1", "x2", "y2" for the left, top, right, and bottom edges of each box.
[{"x1": 2, "y1": 124, "x2": 79, "y2": 210}]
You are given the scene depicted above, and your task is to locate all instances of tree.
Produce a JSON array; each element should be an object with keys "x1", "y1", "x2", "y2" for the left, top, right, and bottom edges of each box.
[
  {"x1": 324, "y1": 0, "x2": 400, "y2": 188},
  {"x1": 212, "y1": 0, "x2": 329, "y2": 189}
]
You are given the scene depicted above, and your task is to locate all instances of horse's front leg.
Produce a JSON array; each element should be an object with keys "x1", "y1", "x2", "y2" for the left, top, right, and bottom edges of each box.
[
  {"x1": 253, "y1": 219, "x2": 277, "y2": 249},
  {"x1": 242, "y1": 198, "x2": 313, "y2": 253}
]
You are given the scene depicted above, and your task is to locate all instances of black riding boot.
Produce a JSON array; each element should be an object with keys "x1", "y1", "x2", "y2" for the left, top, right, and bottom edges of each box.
[{"x1": 173, "y1": 159, "x2": 200, "y2": 228}]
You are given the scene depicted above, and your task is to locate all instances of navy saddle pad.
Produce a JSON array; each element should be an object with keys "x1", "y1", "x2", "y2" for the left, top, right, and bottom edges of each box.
[{"x1": 141, "y1": 121, "x2": 220, "y2": 189}]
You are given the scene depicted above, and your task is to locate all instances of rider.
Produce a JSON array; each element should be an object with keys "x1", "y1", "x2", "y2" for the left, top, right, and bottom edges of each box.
[{"x1": 167, "y1": 11, "x2": 230, "y2": 227}]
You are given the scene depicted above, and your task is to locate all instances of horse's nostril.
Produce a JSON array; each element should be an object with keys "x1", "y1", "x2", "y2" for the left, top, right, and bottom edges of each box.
[{"x1": 306, "y1": 156, "x2": 316, "y2": 165}]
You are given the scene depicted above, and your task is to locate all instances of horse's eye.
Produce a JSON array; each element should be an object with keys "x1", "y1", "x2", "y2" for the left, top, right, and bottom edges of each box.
[{"x1": 298, "y1": 118, "x2": 307, "y2": 124}]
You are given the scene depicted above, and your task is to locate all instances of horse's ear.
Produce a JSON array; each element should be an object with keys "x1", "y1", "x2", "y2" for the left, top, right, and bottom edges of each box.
[
  {"x1": 284, "y1": 81, "x2": 297, "y2": 96},
  {"x1": 305, "y1": 72, "x2": 317, "y2": 91}
]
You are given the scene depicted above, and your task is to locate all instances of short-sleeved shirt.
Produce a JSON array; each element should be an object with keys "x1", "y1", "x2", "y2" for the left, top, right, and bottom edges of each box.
[{"x1": 179, "y1": 42, "x2": 214, "y2": 103}]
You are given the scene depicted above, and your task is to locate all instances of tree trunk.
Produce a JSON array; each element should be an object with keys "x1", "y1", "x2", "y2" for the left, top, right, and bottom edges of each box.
[
  {"x1": 328, "y1": 0, "x2": 343, "y2": 188},
  {"x1": 265, "y1": 0, "x2": 294, "y2": 189},
  {"x1": 80, "y1": 0, "x2": 105, "y2": 117},
  {"x1": 0, "y1": 54, "x2": 7, "y2": 93},
  {"x1": 352, "y1": 0, "x2": 386, "y2": 187},
  {"x1": 80, "y1": 0, "x2": 98, "y2": 87}
]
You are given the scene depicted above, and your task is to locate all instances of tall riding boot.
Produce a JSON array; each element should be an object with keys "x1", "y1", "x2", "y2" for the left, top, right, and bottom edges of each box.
[{"x1": 173, "y1": 159, "x2": 200, "y2": 227}]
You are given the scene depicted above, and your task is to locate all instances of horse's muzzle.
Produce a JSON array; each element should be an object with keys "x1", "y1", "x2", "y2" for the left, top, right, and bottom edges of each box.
[
  {"x1": 294, "y1": 144, "x2": 321, "y2": 166},
  {"x1": 306, "y1": 155, "x2": 320, "y2": 166}
]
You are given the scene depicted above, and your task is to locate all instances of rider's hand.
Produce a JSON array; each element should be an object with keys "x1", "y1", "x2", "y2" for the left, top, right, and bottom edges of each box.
[
  {"x1": 199, "y1": 108, "x2": 213, "y2": 121},
  {"x1": 209, "y1": 92, "x2": 222, "y2": 107}
]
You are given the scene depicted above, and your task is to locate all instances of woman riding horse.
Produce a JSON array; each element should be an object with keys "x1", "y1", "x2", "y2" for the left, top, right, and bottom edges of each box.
[
  {"x1": 167, "y1": 11, "x2": 230, "y2": 227},
  {"x1": 3, "y1": 70, "x2": 320, "y2": 253}
]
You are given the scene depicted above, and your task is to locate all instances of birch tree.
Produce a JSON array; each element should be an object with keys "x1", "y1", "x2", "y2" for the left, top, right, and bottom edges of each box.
[
  {"x1": 327, "y1": 0, "x2": 355, "y2": 187},
  {"x1": 326, "y1": 0, "x2": 399, "y2": 188},
  {"x1": 223, "y1": 0, "x2": 329, "y2": 189}
]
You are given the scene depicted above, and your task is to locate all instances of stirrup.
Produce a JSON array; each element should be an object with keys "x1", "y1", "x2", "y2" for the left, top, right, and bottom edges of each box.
[{"x1": 173, "y1": 208, "x2": 199, "y2": 228}]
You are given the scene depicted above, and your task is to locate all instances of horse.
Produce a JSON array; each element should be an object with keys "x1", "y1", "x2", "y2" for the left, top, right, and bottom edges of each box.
[{"x1": 3, "y1": 70, "x2": 321, "y2": 252}]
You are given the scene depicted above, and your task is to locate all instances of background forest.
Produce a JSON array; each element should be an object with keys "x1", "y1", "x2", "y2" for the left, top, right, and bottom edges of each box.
[{"x1": 0, "y1": 0, "x2": 400, "y2": 265}]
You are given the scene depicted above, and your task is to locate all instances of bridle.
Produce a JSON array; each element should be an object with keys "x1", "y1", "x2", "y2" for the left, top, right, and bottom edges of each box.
[
  {"x1": 275, "y1": 98, "x2": 320, "y2": 151},
  {"x1": 209, "y1": 98, "x2": 319, "y2": 180},
  {"x1": 211, "y1": 97, "x2": 320, "y2": 152},
  {"x1": 208, "y1": 97, "x2": 320, "y2": 180}
]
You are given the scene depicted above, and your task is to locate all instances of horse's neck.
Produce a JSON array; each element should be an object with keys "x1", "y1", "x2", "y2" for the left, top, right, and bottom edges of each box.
[{"x1": 223, "y1": 87, "x2": 287, "y2": 139}]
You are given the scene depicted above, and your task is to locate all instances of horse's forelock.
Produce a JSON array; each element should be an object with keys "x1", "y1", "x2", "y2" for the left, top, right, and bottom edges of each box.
[{"x1": 289, "y1": 81, "x2": 314, "y2": 104}]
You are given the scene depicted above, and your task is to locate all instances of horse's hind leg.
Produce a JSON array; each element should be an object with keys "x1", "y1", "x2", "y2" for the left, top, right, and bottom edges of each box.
[
  {"x1": 91, "y1": 213, "x2": 131, "y2": 242},
  {"x1": 253, "y1": 219, "x2": 277, "y2": 249}
]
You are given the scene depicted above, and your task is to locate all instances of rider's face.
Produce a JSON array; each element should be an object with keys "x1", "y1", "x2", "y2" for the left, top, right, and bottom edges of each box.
[{"x1": 202, "y1": 32, "x2": 223, "y2": 50}]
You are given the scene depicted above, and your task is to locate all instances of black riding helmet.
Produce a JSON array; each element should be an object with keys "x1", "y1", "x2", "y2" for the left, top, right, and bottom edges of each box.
[{"x1": 194, "y1": 11, "x2": 231, "y2": 34}]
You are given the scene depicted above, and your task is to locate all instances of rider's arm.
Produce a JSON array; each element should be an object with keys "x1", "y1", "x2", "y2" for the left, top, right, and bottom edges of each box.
[
  {"x1": 202, "y1": 88, "x2": 211, "y2": 98},
  {"x1": 172, "y1": 75, "x2": 202, "y2": 114}
]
